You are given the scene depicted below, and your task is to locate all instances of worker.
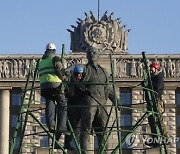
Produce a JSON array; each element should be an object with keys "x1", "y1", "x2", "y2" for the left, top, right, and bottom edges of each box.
[
  {"x1": 38, "y1": 43, "x2": 69, "y2": 144},
  {"x1": 64, "y1": 65, "x2": 85, "y2": 150},
  {"x1": 146, "y1": 62, "x2": 168, "y2": 147},
  {"x1": 64, "y1": 64, "x2": 120, "y2": 151},
  {"x1": 150, "y1": 62, "x2": 164, "y2": 99}
]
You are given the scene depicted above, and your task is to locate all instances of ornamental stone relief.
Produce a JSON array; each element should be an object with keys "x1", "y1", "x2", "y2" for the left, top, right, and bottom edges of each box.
[
  {"x1": 0, "y1": 56, "x2": 180, "y2": 79},
  {"x1": 0, "y1": 59, "x2": 38, "y2": 79},
  {"x1": 67, "y1": 11, "x2": 130, "y2": 53},
  {"x1": 115, "y1": 58, "x2": 179, "y2": 78},
  {"x1": 65, "y1": 58, "x2": 86, "y2": 68}
]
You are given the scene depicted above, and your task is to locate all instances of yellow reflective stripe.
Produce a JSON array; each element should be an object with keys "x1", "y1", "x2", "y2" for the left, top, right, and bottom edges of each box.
[
  {"x1": 39, "y1": 74, "x2": 62, "y2": 84},
  {"x1": 38, "y1": 55, "x2": 62, "y2": 84}
]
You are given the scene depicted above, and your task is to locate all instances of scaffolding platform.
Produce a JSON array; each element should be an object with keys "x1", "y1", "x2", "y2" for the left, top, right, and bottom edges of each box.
[{"x1": 9, "y1": 51, "x2": 169, "y2": 154}]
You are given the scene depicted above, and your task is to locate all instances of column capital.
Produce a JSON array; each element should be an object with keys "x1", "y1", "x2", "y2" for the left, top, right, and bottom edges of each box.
[{"x1": 0, "y1": 87, "x2": 12, "y2": 90}]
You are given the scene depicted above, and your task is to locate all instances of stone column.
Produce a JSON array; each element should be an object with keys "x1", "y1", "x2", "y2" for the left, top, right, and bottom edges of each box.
[
  {"x1": 162, "y1": 90, "x2": 176, "y2": 153},
  {"x1": 0, "y1": 89, "x2": 10, "y2": 154},
  {"x1": 132, "y1": 89, "x2": 146, "y2": 154}
]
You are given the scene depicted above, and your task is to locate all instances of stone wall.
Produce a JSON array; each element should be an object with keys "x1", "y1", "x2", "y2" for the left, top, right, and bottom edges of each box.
[
  {"x1": 0, "y1": 54, "x2": 179, "y2": 154},
  {"x1": 130, "y1": 89, "x2": 177, "y2": 154},
  {"x1": 1, "y1": 54, "x2": 180, "y2": 80}
]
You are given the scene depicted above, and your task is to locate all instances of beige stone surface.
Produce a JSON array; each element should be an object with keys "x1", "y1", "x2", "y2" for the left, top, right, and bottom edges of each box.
[
  {"x1": 146, "y1": 147, "x2": 160, "y2": 154},
  {"x1": 0, "y1": 90, "x2": 10, "y2": 154},
  {"x1": 0, "y1": 54, "x2": 179, "y2": 153}
]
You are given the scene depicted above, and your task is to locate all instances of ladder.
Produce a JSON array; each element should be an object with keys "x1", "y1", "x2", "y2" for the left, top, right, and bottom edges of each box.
[
  {"x1": 112, "y1": 52, "x2": 168, "y2": 154},
  {"x1": 9, "y1": 45, "x2": 82, "y2": 154},
  {"x1": 142, "y1": 52, "x2": 168, "y2": 154},
  {"x1": 9, "y1": 51, "x2": 168, "y2": 154},
  {"x1": 9, "y1": 59, "x2": 68, "y2": 154},
  {"x1": 9, "y1": 52, "x2": 122, "y2": 154}
]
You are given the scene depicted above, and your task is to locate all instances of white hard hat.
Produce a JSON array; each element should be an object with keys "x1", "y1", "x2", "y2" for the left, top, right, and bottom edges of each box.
[{"x1": 46, "y1": 43, "x2": 56, "y2": 50}]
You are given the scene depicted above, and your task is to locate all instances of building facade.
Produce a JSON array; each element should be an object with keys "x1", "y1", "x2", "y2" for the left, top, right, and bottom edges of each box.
[
  {"x1": 0, "y1": 10, "x2": 180, "y2": 154},
  {"x1": 0, "y1": 53, "x2": 180, "y2": 154}
]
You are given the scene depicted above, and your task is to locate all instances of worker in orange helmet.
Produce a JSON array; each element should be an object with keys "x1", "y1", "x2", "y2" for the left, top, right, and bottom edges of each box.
[
  {"x1": 145, "y1": 62, "x2": 168, "y2": 148},
  {"x1": 149, "y1": 62, "x2": 164, "y2": 99}
]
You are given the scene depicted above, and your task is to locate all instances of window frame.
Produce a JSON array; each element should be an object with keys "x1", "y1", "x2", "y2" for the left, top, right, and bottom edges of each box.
[{"x1": 120, "y1": 88, "x2": 132, "y2": 105}]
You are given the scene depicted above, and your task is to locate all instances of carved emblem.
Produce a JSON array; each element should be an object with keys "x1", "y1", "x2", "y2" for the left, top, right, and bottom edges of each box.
[
  {"x1": 84, "y1": 21, "x2": 114, "y2": 51},
  {"x1": 67, "y1": 11, "x2": 130, "y2": 53}
]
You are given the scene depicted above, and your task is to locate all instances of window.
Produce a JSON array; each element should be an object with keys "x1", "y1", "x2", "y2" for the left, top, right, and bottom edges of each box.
[
  {"x1": 40, "y1": 135, "x2": 49, "y2": 147},
  {"x1": 177, "y1": 115, "x2": 180, "y2": 127},
  {"x1": 176, "y1": 92, "x2": 180, "y2": 105},
  {"x1": 177, "y1": 137, "x2": 180, "y2": 149},
  {"x1": 120, "y1": 88, "x2": 131, "y2": 105},
  {"x1": 94, "y1": 136, "x2": 99, "y2": 150},
  {"x1": 11, "y1": 115, "x2": 18, "y2": 127},
  {"x1": 40, "y1": 114, "x2": 46, "y2": 124},
  {"x1": 11, "y1": 93, "x2": 22, "y2": 106},
  {"x1": 120, "y1": 114, "x2": 132, "y2": 126}
]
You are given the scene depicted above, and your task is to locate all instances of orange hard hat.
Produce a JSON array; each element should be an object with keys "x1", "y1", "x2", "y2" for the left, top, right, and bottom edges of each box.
[{"x1": 150, "y1": 62, "x2": 160, "y2": 71}]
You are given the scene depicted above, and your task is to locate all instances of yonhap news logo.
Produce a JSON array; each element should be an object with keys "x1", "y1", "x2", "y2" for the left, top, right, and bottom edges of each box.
[
  {"x1": 143, "y1": 136, "x2": 179, "y2": 145},
  {"x1": 125, "y1": 133, "x2": 179, "y2": 148},
  {"x1": 125, "y1": 133, "x2": 140, "y2": 148}
]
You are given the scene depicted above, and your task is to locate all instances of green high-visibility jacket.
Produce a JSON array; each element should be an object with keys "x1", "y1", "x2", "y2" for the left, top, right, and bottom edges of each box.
[{"x1": 38, "y1": 55, "x2": 62, "y2": 84}]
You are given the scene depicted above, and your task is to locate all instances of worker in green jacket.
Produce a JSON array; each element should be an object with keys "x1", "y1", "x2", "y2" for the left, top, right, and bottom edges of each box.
[{"x1": 38, "y1": 43, "x2": 68, "y2": 142}]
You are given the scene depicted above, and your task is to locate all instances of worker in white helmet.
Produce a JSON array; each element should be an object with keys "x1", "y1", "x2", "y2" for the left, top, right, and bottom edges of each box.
[{"x1": 38, "y1": 43, "x2": 69, "y2": 148}]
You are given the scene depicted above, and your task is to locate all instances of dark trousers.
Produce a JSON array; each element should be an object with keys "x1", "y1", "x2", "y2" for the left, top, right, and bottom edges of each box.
[
  {"x1": 41, "y1": 88, "x2": 67, "y2": 140},
  {"x1": 148, "y1": 115, "x2": 157, "y2": 139},
  {"x1": 147, "y1": 100, "x2": 168, "y2": 140},
  {"x1": 64, "y1": 99, "x2": 82, "y2": 147},
  {"x1": 80, "y1": 100, "x2": 108, "y2": 154}
]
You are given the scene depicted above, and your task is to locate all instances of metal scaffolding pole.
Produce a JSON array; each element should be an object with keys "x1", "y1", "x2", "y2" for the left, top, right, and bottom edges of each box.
[
  {"x1": 9, "y1": 51, "x2": 169, "y2": 154},
  {"x1": 112, "y1": 52, "x2": 168, "y2": 154},
  {"x1": 9, "y1": 60, "x2": 34, "y2": 154}
]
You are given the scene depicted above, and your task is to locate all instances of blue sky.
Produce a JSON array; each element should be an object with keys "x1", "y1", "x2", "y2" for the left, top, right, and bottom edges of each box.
[{"x1": 0, "y1": 0, "x2": 180, "y2": 55}]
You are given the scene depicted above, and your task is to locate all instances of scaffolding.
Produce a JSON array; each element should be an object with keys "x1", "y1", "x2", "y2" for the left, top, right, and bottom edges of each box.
[{"x1": 9, "y1": 51, "x2": 169, "y2": 154}]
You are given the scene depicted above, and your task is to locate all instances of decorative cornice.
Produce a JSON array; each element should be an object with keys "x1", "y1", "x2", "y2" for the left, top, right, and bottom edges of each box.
[{"x1": 0, "y1": 54, "x2": 180, "y2": 80}]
